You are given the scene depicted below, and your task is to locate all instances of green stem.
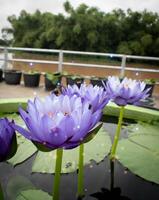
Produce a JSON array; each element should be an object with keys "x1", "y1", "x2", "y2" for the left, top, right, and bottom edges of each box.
[
  {"x1": 53, "y1": 148, "x2": 63, "y2": 200},
  {"x1": 110, "y1": 106, "x2": 125, "y2": 160},
  {"x1": 77, "y1": 143, "x2": 84, "y2": 198},
  {"x1": 0, "y1": 181, "x2": 4, "y2": 200}
]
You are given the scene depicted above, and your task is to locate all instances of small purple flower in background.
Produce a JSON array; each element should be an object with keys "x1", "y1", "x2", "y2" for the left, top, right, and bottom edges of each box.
[
  {"x1": 0, "y1": 118, "x2": 17, "y2": 162},
  {"x1": 102, "y1": 76, "x2": 150, "y2": 160},
  {"x1": 103, "y1": 76, "x2": 149, "y2": 106},
  {"x1": 62, "y1": 83, "x2": 110, "y2": 112},
  {"x1": 13, "y1": 94, "x2": 102, "y2": 150}
]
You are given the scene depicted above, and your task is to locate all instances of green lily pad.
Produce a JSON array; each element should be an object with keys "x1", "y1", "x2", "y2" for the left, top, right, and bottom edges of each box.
[
  {"x1": 16, "y1": 189, "x2": 52, "y2": 200},
  {"x1": 0, "y1": 98, "x2": 27, "y2": 113},
  {"x1": 7, "y1": 176, "x2": 35, "y2": 200},
  {"x1": 0, "y1": 113, "x2": 24, "y2": 125},
  {"x1": 8, "y1": 137, "x2": 37, "y2": 166},
  {"x1": 117, "y1": 123, "x2": 159, "y2": 184},
  {"x1": 125, "y1": 122, "x2": 159, "y2": 136},
  {"x1": 32, "y1": 127, "x2": 111, "y2": 174}
]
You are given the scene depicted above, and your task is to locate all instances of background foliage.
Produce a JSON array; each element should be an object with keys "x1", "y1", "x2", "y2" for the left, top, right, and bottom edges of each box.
[{"x1": 1, "y1": 1, "x2": 159, "y2": 56}]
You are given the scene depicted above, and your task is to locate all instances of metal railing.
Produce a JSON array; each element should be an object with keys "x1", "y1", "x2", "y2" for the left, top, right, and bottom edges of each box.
[{"x1": 0, "y1": 46, "x2": 159, "y2": 78}]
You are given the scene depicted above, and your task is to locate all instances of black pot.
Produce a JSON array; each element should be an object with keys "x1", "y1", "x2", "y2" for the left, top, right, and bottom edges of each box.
[
  {"x1": 66, "y1": 77, "x2": 84, "y2": 88},
  {"x1": 145, "y1": 84, "x2": 155, "y2": 97},
  {"x1": 45, "y1": 75, "x2": 61, "y2": 91},
  {"x1": 0, "y1": 69, "x2": 3, "y2": 82},
  {"x1": 23, "y1": 73, "x2": 41, "y2": 87},
  {"x1": 4, "y1": 70, "x2": 22, "y2": 85},
  {"x1": 90, "y1": 79, "x2": 107, "y2": 87}
]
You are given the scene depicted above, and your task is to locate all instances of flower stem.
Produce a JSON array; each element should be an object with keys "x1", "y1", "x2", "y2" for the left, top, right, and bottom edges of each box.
[
  {"x1": 110, "y1": 106, "x2": 124, "y2": 160},
  {"x1": 77, "y1": 143, "x2": 84, "y2": 198},
  {"x1": 53, "y1": 148, "x2": 63, "y2": 200},
  {"x1": 0, "y1": 181, "x2": 4, "y2": 200}
]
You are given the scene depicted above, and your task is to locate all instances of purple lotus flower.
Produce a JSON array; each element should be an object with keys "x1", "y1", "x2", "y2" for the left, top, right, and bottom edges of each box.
[
  {"x1": 103, "y1": 76, "x2": 149, "y2": 106},
  {"x1": 13, "y1": 94, "x2": 102, "y2": 150},
  {"x1": 0, "y1": 118, "x2": 17, "y2": 162},
  {"x1": 62, "y1": 83, "x2": 109, "y2": 112}
]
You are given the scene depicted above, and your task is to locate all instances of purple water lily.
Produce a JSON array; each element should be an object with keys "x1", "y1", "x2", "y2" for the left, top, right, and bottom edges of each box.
[
  {"x1": 62, "y1": 83, "x2": 109, "y2": 112},
  {"x1": 103, "y1": 76, "x2": 149, "y2": 106},
  {"x1": 0, "y1": 118, "x2": 17, "y2": 162},
  {"x1": 13, "y1": 94, "x2": 102, "y2": 150}
]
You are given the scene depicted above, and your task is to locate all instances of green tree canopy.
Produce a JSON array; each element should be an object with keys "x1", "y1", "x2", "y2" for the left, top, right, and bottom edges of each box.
[{"x1": 2, "y1": 1, "x2": 159, "y2": 56}]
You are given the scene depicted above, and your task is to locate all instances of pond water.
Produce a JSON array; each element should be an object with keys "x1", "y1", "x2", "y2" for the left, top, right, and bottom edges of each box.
[{"x1": 0, "y1": 122, "x2": 159, "y2": 200}]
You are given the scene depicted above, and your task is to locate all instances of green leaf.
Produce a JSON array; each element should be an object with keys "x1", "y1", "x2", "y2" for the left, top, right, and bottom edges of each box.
[
  {"x1": 0, "y1": 113, "x2": 24, "y2": 126},
  {"x1": 32, "y1": 127, "x2": 111, "y2": 174},
  {"x1": 46, "y1": 72, "x2": 61, "y2": 85},
  {"x1": 125, "y1": 122, "x2": 159, "y2": 137},
  {"x1": 7, "y1": 176, "x2": 35, "y2": 200},
  {"x1": 103, "y1": 102, "x2": 159, "y2": 122},
  {"x1": 33, "y1": 141, "x2": 54, "y2": 152},
  {"x1": 83, "y1": 122, "x2": 103, "y2": 143},
  {"x1": 16, "y1": 189, "x2": 52, "y2": 200},
  {"x1": 8, "y1": 137, "x2": 37, "y2": 166},
  {"x1": 117, "y1": 123, "x2": 159, "y2": 184},
  {"x1": 6, "y1": 134, "x2": 17, "y2": 160},
  {"x1": 0, "y1": 98, "x2": 27, "y2": 113}
]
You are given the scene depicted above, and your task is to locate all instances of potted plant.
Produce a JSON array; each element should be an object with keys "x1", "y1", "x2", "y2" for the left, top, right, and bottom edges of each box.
[
  {"x1": 23, "y1": 71, "x2": 41, "y2": 87},
  {"x1": 45, "y1": 72, "x2": 62, "y2": 91},
  {"x1": 144, "y1": 78, "x2": 156, "y2": 97},
  {"x1": 0, "y1": 69, "x2": 3, "y2": 82},
  {"x1": 90, "y1": 76, "x2": 107, "y2": 88},
  {"x1": 4, "y1": 69, "x2": 22, "y2": 85},
  {"x1": 66, "y1": 74, "x2": 84, "y2": 88}
]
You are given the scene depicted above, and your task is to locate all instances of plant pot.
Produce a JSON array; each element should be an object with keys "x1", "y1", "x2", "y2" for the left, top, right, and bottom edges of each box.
[
  {"x1": 145, "y1": 84, "x2": 155, "y2": 97},
  {"x1": 90, "y1": 78, "x2": 106, "y2": 87},
  {"x1": 0, "y1": 69, "x2": 3, "y2": 82},
  {"x1": 66, "y1": 77, "x2": 84, "y2": 88},
  {"x1": 4, "y1": 70, "x2": 22, "y2": 85},
  {"x1": 23, "y1": 73, "x2": 41, "y2": 87},
  {"x1": 45, "y1": 75, "x2": 61, "y2": 91}
]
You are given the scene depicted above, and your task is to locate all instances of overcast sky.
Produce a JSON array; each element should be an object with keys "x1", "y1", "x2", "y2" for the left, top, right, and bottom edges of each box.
[{"x1": 1, "y1": 0, "x2": 159, "y2": 38}]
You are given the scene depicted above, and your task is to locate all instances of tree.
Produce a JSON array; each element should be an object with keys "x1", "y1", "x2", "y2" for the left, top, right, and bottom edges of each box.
[{"x1": 3, "y1": 1, "x2": 159, "y2": 57}]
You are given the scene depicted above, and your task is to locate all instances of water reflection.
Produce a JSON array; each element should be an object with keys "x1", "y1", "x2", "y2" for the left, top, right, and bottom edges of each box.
[
  {"x1": 110, "y1": 160, "x2": 114, "y2": 190},
  {"x1": 90, "y1": 160, "x2": 131, "y2": 200},
  {"x1": 91, "y1": 187, "x2": 131, "y2": 200}
]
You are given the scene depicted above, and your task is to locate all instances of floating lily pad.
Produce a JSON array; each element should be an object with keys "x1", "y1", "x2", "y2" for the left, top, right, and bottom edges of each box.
[
  {"x1": 8, "y1": 124, "x2": 111, "y2": 174},
  {"x1": 16, "y1": 189, "x2": 52, "y2": 200},
  {"x1": 32, "y1": 127, "x2": 111, "y2": 174},
  {"x1": 125, "y1": 122, "x2": 159, "y2": 136},
  {"x1": 117, "y1": 123, "x2": 159, "y2": 184},
  {"x1": 7, "y1": 175, "x2": 35, "y2": 200},
  {"x1": 0, "y1": 98, "x2": 27, "y2": 113},
  {"x1": 0, "y1": 113, "x2": 24, "y2": 125},
  {"x1": 8, "y1": 137, "x2": 37, "y2": 166}
]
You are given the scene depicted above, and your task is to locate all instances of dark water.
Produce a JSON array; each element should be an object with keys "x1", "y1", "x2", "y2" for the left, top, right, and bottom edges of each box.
[{"x1": 0, "y1": 123, "x2": 159, "y2": 200}]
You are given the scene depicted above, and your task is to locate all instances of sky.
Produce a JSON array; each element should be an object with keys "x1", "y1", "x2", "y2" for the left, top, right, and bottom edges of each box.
[{"x1": 1, "y1": 0, "x2": 159, "y2": 38}]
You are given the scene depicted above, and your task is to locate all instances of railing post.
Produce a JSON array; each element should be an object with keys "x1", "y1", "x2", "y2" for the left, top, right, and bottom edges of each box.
[
  {"x1": 120, "y1": 55, "x2": 126, "y2": 78},
  {"x1": 58, "y1": 50, "x2": 63, "y2": 72},
  {"x1": 3, "y1": 47, "x2": 8, "y2": 71}
]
